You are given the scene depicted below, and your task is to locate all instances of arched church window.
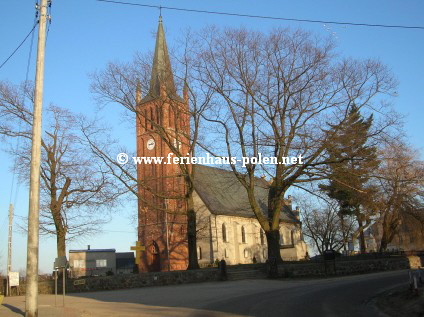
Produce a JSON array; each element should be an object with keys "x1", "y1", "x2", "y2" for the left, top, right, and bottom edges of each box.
[
  {"x1": 151, "y1": 241, "x2": 159, "y2": 254},
  {"x1": 241, "y1": 226, "x2": 246, "y2": 243},
  {"x1": 169, "y1": 107, "x2": 173, "y2": 127},
  {"x1": 156, "y1": 105, "x2": 161, "y2": 124},
  {"x1": 260, "y1": 229, "x2": 265, "y2": 245},
  {"x1": 197, "y1": 246, "x2": 202, "y2": 260},
  {"x1": 279, "y1": 233, "x2": 284, "y2": 246},
  {"x1": 222, "y1": 223, "x2": 227, "y2": 242},
  {"x1": 150, "y1": 107, "x2": 154, "y2": 129},
  {"x1": 244, "y1": 248, "x2": 250, "y2": 258},
  {"x1": 291, "y1": 230, "x2": 295, "y2": 245}
]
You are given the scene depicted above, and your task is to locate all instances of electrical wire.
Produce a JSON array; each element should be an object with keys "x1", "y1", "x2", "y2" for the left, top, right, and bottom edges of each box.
[
  {"x1": 0, "y1": 21, "x2": 39, "y2": 71},
  {"x1": 101, "y1": 230, "x2": 137, "y2": 234},
  {"x1": 9, "y1": 5, "x2": 39, "y2": 212},
  {"x1": 97, "y1": 0, "x2": 424, "y2": 30}
]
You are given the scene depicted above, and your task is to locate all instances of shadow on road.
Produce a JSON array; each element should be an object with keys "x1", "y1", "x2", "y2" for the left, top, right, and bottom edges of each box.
[
  {"x1": 1, "y1": 304, "x2": 25, "y2": 316},
  {"x1": 61, "y1": 271, "x2": 408, "y2": 317}
]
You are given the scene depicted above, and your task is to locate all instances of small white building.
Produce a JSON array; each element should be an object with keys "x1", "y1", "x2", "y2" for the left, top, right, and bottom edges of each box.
[
  {"x1": 69, "y1": 247, "x2": 135, "y2": 277},
  {"x1": 193, "y1": 165, "x2": 308, "y2": 266},
  {"x1": 69, "y1": 247, "x2": 116, "y2": 277}
]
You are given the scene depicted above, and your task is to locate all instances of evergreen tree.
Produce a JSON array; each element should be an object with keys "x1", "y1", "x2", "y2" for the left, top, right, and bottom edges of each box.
[{"x1": 320, "y1": 105, "x2": 379, "y2": 253}]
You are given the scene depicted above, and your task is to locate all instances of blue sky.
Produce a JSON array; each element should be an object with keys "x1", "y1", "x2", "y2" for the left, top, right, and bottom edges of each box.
[{"x1": 0, "y1": 0, "x2": 423, "y2": 273}]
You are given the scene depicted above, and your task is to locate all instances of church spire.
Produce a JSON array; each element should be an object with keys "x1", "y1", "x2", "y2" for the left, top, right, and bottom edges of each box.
[{"x1": 143, "y1": 15, "x2": 181, "y2": 102}]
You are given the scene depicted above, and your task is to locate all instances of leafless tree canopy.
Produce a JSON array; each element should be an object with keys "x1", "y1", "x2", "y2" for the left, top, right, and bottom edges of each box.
[
  {"x1": 0, "y1": 81, "x2": 124, "y2": 257},
  {"x1": 189, "y1": 26, "x2": 397, "y2": 260},
  {"x1": 372, "y1": 142, "x2": 424, "y2": 251},
  {"x1": 301, "y1": 201, "x2": 356, "y2": 255},
  {"x1": 88, "y1": 26, "x2": 400, "y2": 261}
]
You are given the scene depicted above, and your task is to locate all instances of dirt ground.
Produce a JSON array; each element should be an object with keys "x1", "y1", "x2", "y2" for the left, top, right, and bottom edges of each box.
[{"x1": 376, "y1": 285, "x2": 424, "y2": 317}]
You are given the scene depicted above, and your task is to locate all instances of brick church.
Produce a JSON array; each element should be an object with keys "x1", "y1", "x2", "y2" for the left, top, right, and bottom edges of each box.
[{"x1": 135, "y1": 17, "x2": 308, "y2": 272}]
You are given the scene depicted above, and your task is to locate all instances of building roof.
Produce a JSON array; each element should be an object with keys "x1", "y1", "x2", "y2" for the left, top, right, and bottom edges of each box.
[
  {"x1": 69, "y1": 249, "x2": 116, "y2": 253},
  {"x1": 116, "y1": 253, "x2": 135, "y2": 269},
  {"x1": 193, "y1": 165, "x2": 298, "y2": 223},
  {"x1": 141, "y1": 16, "x2": 183, "y2": 103},
  {"x1": 116, "y1": 252, "x2": 135, "y2": 259}
]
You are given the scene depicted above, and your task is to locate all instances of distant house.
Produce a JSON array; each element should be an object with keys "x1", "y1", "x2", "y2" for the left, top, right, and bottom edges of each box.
[
  {"x1": 69, "y1": 246, "x2": 135, "y2": 277},
  {"x1": 116, "y1": 252, "x2": 136, "y2": 274},
  {"x1": 366, "y1": 211, "x2": 424, "y2": 252},
  {"x1": 364, "y1": 228, "x2": 378, "y2": 252}
]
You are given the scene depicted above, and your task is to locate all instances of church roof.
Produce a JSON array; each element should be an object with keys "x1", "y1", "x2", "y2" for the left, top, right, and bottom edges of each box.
[
  {"x1": 141, "y1": 16, "x2": 183, "y2": 103},
  {"x1": 193, "y1": 165, "x2": 299, "y2": 223}
]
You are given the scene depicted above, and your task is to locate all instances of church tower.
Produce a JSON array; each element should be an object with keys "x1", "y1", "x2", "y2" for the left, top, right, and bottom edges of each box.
[{"x1": 135, "y1": 16, "x2": 190, "y2": 272}]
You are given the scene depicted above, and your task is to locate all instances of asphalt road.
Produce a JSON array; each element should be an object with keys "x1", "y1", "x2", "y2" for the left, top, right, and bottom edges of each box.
[
  {"x1": 202, "y1": 270, "x2": 409, "y2": 317},
  {"x1": 1, "y1": 270, "x2": 409, "y2": 317}
]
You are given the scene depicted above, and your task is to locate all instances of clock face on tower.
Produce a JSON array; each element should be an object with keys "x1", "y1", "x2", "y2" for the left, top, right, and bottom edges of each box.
[{"x1": 147, "y1": 138, "x2": 155, "y2": 150}]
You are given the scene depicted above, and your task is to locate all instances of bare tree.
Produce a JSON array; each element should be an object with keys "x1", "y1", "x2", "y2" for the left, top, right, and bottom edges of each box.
[
  {"x1": 373, "y1": 142, "x2": 424, "y2": 252},
  {"x1": 301, "y1": 201, "x2": 356, "y2": 254},
  {"x1": 0, "y1": 81, "x2": 123, "y2": 257},
  {"x1": 193, "y1": 27, "x2": 398, "y2": 261}
]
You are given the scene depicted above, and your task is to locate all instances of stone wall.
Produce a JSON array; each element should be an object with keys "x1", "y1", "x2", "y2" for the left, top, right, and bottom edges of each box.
[
  {"x1": 3, "y1": 256, "x2": 410, "y2": 295},
  {"x1": 278, "y1": 256, "x2": 409, "y2": 277},
  {"x1": 0, "y1": 279, "x2": 54, "y2": 296},
  {"x1": 11, "y1": 268, "x2": 219, "y2": 295},
  {"x1": 68, "y1": 268, "x2": 219, "y2": 293}
]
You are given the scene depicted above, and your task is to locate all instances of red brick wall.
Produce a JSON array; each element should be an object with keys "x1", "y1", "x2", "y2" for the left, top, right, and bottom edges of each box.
[{"x1": 136, "y1": 96, "x2": 189, "y2": 272}]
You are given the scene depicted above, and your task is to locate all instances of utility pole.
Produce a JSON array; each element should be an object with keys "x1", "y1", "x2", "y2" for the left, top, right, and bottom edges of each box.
[
  {"x1": 26, "y1": 0, "x2": 48, "y2": 316},
  {"x1": 7, "y1": 204, "x2": 14, "y2": 296}
]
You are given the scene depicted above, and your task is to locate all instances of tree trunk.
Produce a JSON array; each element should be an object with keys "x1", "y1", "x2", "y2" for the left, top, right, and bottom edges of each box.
[
  {"x1": 379, "y1": 211, "x2": 400, "y2": 253},
  {"x1": 357, "y1": 217, "x2": 366, "y2": 254},
  {"x1": 339, "y1": 213, "x2": 347, "y2": 253},
  {"x1": 267, "y1": 182, "x2": 284, "y2": 263},
  {"x1": 379, "y1": 229, "x2": 388, "y2": 253},
  {"x1": 379, "y1": 213, "x2": 389, "y2": 253},
  {"x1": 56, "y1": 230, "x2": 66, "y2": 257},
  {"x1": 266, "y1": 229, "x2": 283, "y2": 263},
  {"x1": 186, "y1": 193, "x2": 199, "y2": 270},
  {"x1": 52, "y1": 205, "x2": 67, "y2": 258}
]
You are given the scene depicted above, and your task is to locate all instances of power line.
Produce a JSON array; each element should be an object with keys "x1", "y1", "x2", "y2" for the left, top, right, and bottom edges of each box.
[
  {"x1": 101, "y1": 230, "x2": 137, "y2": 234},
  {"x1": 10, "y1": 6, "x2": 39, "y2": 211},
  {"x1": 97, "y1": 0, "x2": 424, "y2": 30},
  {"x1": 0, "y1": 21, "x2": 39, "y2": 71}
]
